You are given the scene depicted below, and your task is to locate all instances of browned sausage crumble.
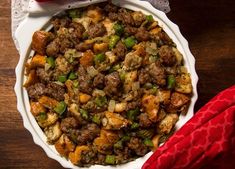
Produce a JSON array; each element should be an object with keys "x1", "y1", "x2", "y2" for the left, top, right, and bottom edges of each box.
[{"x1": 24, "y1": 2, "x2": 193, "y2": 167}]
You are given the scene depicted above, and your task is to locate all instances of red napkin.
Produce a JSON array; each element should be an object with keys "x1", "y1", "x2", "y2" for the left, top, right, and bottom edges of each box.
[{"x1": 143, "y1": 85, "x2": 235, "y2": 169}]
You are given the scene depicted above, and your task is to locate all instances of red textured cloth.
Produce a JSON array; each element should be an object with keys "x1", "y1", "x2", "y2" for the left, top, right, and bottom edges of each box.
[{"x1": 143, "y1": 85, "x2": 235, "y2": 169}]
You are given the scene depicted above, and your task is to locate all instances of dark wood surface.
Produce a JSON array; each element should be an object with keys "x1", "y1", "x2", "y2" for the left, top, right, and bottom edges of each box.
[{"x1": 0, "y1": 0, "x2": 234, "y2": 168}]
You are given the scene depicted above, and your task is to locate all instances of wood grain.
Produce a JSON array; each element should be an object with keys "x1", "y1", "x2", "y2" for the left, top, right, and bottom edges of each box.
[{"x1": 0, "y1": 0, "x2": 234, "y2": 168}]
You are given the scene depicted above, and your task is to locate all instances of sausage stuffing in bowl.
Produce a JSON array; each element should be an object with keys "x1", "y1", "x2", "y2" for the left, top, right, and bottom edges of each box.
[{"x1": 15, "y1": 0, "x2": 198, "y2": 168}]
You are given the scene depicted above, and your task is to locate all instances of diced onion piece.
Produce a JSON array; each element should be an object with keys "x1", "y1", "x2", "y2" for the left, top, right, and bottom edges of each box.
[
  {"x1": 92, "y1": 89, "x2": 106, "y2": 97},
  {"x1": 102, "y1": 117, "x2": 108, "y2": 127},
  {"x1": 44, "y1": 63, "x2": 51, "y2": 71},
  {"x1": 74, "y1": 52, "x2": 83, "y2": 58},
  {"x1": 108, "y1": 100, "x2": 116, "y2": 112},
  {"x1": 105, "y1": 51, "x2": 117, "y2": 64},
  {"x1": 53, "y1": 81, "x2": 65, "y2": 86},
  {"x1": 86, "y1": 66, "x2": 98, "y2": 78}
]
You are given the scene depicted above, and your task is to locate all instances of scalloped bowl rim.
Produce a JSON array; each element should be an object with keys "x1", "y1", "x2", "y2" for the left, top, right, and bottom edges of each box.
[{"x1": 14, "y1": 0, "x2": 198, "y2": 169}]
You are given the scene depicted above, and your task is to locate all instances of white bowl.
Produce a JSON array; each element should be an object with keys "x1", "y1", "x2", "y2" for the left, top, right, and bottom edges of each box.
[{"x1": 14, "y1": 0, "x2": 198, "y2": 168}]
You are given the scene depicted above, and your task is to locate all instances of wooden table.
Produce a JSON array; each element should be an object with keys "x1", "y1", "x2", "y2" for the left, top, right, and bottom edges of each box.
[{"x1": 0, "y1": 0, "x2": 234, "y2": 168}]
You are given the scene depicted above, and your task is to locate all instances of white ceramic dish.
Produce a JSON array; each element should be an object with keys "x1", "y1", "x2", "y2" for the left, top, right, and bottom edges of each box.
[{"x1": 14, "y1": 0, "x2": 198, "y2": 168}]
